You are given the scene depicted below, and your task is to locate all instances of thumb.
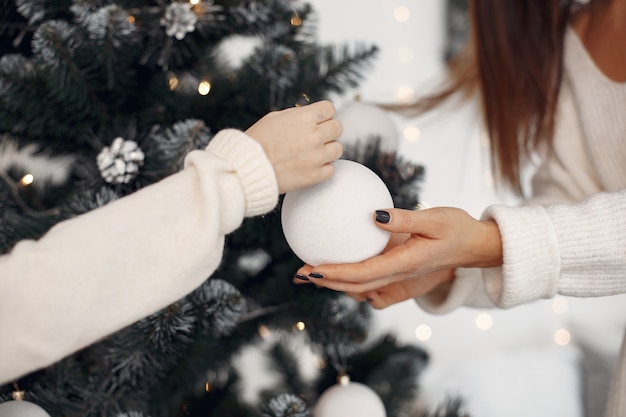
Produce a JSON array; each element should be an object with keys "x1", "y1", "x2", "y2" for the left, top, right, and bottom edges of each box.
[{"x1": 374, "y1": 208, "x2": 424, "y2": 233}]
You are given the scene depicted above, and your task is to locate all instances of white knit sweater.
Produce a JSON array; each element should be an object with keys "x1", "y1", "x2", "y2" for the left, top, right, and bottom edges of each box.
[
  {"x1": 0, "y1": 129, "x2": 279, "y2": 384},
  {"x1": 418, "y1": 28, "x2": 626, "y2": 417}
]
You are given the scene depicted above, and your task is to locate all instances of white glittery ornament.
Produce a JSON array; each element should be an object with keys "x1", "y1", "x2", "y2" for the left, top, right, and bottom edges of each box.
[
  {"x1": 97, "y1": 137, "x2": 145, "y2": 184},
  {"x1": 0, "y1": 400, "x2": 51, "y2": 417},
  {"x1": 335, "y1": 101, "x2": 399, "y2": 154},
  {"x1": 313, "y1": 377, "x2": 386, "y2": 417},
  {"x1": 281, "y1": 160, "x2": 393, "y2": 266},
  {"x1": 161, "y1": 2, "x2": 198, "y2": 40}
]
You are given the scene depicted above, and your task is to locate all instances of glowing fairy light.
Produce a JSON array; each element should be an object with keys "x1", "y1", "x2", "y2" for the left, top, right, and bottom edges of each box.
[
  {"x1": 394, "y1": 6, "x2": 411, "y2": 22},
  {"x1": 258, "y1": 325, "x2": 271, "y2": 339},
  {"x1": 475, "y1": 313, "x2": 494, "y2": 330},
  {"x1": 403, "y1": 125, "x2": 421, "y2": 142},
  {"x1": 396, "y1": 85, "x2": 415, "y2": 102},
  {"x1": 168, "y1": 75, "x2": 180, "y2": 91},
  {"x1": 415, "y1": 324, "x2": 432, "y2": 341},
  {"x1": 554, "y1": 328, "x2": 571, "y2": 346},
  {"x1": 20, "y1": 174, "x2": 34, "y2": 186},
  {"x1": 198, "y1": 80, "x2": 211, "y2": 95}
]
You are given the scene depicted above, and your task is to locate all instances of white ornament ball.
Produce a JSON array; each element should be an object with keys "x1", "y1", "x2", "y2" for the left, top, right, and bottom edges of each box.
[
  {"x1": 313, "y1": 381, "x2": 386, "y2": 417},
  {"x1": 281, "y1": 160, "x2": 393, "y2": 266},
  {"x1": 335, "y1": 101, "x2": 398, "y2": 154},
  {"x1": 0, "y1": 401, "x2": 51, "y2": 417}
]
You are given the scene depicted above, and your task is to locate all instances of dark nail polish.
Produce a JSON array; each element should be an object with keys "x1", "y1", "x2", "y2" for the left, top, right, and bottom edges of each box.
[
  {"x1": 309, "y1": 272, "x2": 324, "y2": 279},
  {"x1": 375, "y1": 210, "x2": 390, "y2": 224},
  {"x1": 294, "y1": 274, "x2": 309, "y2": 281},
  {"x1": 365, "y1": 297, "x2": 374, "y2": 303}
]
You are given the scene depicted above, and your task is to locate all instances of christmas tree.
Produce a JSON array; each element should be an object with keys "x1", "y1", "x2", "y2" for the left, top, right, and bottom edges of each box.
[{"x1": 0, "y1": 1, "x2": 465, "y2": 416}]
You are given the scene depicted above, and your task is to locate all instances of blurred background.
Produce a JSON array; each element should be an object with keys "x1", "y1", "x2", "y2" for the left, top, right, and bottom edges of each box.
[
  {"x1": 312, "y1": 1, "x2": 626, "y2": 416},
  {"x1": 1, "y1": 1, "x2": 625, "y2": 416}
]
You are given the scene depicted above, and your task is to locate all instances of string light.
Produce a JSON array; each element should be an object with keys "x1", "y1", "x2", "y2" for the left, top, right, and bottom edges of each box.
[
  {"x1": 403, "y1": 125, "x2": 421, "y2": 142},
  {"x1": 198, "y1": 80, "x2": 211, "y2": 95},
  {"x1": 168, "y1": 75, "x2": 180, "y2": 91},
  {"x1": 415, "y1": 324, "x2": 432, "y2": 341},
  {"x1": 395, "y1": 85, "x2": 415, "y2": 102},
  {"x1": 258, "y1": 325, "x2": 271, "y2": 339},
  {"x1": 295, "y1": 321, "x2": 306, "y2": 331},
  {"x1": 554, "y1": 328, "x2": 571, "y2": 346},
  {"x1": 393, "y1": 6, "x2": 411, "y2": 22},
  {"x1": 19, "y1": 174, "x2": 34, "y2": 186},
  {"x1": 205, "y1": 382, "x2": 211, "y2": 392},
  {"x1": 189, "y1": 0, "x2": 200, "y2": 5},
  {"x1": 127, "y1": 15, "x2": 135, "y2": 24},
  {"x1": 475, "y1": 313, "x2": 494, "y2": 330}
]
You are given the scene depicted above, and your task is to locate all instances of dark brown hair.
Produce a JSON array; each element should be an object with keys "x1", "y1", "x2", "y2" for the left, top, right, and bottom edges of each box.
[{"x1": 389, "y1": 0, "x2": 575, "y2": 195}]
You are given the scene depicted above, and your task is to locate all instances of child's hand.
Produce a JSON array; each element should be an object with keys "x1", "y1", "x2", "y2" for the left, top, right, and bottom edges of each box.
[{"x1": 246, "y1": 100, "x2": 343, "y2": 194}]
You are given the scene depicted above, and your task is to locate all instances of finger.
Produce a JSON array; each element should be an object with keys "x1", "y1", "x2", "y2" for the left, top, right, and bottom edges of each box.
[
  {"x1": 293, "y1": 273, "x2": 311, "y2": 284},
  {"x1": 317, "y1": 119, "x2": 343, "y2": 143},
  {"x1": 373, "y1": 208, "x2": 453, "y2": 238},
  {"x1": 306, "y1": 271, "x2": 407, "y2": 294},
  {"x1": 366, "y1": 291, "x2": 406, "y2": 310},
  {"x1": 310, "y1": 239, "x2": 423, "y2": 283},
  {"x1": 293, "y1": 265, "x2": 313, "y2": 283},
  {"x1": 322, "y1": 141, "x2": 343, "y2": 163},
  {"x1": 307, "y1": 100, "x2": 336, "y2": 123},
  {"x1": 370, "y1": 281, "x2": 417, "y2": 309},
  {"x1": 318, "y1": 163, "x2": 335, "y2": 182},
  {"x1": 347, "y1": 292, "x2": 368, "y2": 303}
]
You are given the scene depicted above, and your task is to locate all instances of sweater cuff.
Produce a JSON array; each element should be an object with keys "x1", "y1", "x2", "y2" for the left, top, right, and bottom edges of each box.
[
  {"x1": 481, "y1": 204, "x2": 560, "y2": 308},
  {"x1": 207, "y1": 129, "x2": 279, "y2": 217}
]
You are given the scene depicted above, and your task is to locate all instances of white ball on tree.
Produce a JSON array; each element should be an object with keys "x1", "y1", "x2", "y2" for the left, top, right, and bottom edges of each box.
[
  {"x1": 0, "y1": 401, "x2": 51, "y2": 417},
  {"x1": 313, "y1": 380, "x2": 386, "y2": 417},
  {"x1": 335, "y1": 101, "x2": 398, "y2": 154},
  {"x1": 281, "y1": 160, "x2": 393, "y2": 266}
]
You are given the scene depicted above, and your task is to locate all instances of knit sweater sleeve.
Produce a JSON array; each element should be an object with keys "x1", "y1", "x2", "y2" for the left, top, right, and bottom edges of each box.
[
  {"x1": 0, "y1": 129, "x2": 278, "y2": 384},
  {"x1": 417, "y1": 189, "x2": 626, "y2": 313},
  {"x1": 481, "y1": 189, "x2": 626, "y2": 308}
]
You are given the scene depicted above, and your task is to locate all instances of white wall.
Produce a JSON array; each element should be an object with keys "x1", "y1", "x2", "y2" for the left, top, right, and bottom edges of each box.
[{"x1": 309, "y1": 1, "x2": 626, "y2": 416}]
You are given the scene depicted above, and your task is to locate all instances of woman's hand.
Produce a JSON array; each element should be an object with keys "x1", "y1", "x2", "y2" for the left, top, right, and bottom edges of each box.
[
  {"x1": 246, "y1": 100, "x2": 343, "y2": 194},
  {"x1": 293, "y1": 207, "x2": 502, "y2": 294},
  {"x1": 348, "y1": 268, "x2": 456, "y2": 309}
]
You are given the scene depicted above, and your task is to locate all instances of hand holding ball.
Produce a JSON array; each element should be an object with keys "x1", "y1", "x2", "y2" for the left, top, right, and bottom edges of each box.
[{"x1": 281, "y1": 160, "x2": 393, "y2": 266}]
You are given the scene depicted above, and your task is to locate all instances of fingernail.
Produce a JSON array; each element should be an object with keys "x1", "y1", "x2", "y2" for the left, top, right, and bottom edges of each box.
[
  {"x1": 375, "y1": 210, "x2": 390, "y2": 224},
  {"x1": 365, "y1": 297, "x2": 374, "y2": 303},
  {"x1": 294, "y1": 274, "x2": 309, "y2": 281},
  {"x1": 309, "y1": 272, "x2": 324, "y2": 279}
]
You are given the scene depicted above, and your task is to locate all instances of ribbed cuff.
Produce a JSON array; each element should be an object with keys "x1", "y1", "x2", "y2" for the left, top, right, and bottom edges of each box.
[
  {"x1": 207, "y1": 129, "x2": 279, "y2": 217},
  {"x1": 481, "y1": 204, "x2": 560, "y2": 308}
]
